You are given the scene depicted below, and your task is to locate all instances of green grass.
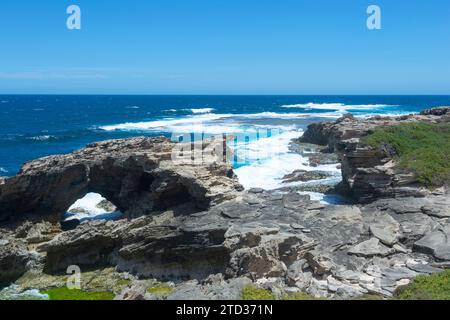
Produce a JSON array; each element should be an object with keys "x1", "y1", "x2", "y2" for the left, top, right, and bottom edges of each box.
[
  {"x1": 42, "y1": 287, "x2": 114, "y2": 300},
  {"x1": 241, "y1": 285, "x2": 275, "y2": 300},
  {"x1": 362, "y1": 122, "x2": 450, "y2": 186},
  {"x1": 395, "y1": 270, "x2": 450, "y2": 300},
  {"x1": 146, "y1": 283, "x2": 173, "y2": 297}
]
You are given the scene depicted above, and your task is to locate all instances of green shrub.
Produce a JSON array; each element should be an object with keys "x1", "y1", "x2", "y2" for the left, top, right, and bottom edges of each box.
[
  {"x1": 395, "y1": 270, "x2": 450, "y2": 300},
  {"x1": 146, "y1": 283, "x2": 173, "y2": 296},
  {"x1": 362, "y1": 122, "x2": 450, "y2": 186},
  {"x1": 241, "y1": 285, "x2": 275, "y2": 300},
  {"x1": 42, "y1": 287, "x2": 114, "y2": 300}
]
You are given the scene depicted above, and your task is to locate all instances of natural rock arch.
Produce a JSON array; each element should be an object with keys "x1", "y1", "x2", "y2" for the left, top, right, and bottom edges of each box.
[{"x1": 0, "y1": 137, "x2": 242, "y2": 223}]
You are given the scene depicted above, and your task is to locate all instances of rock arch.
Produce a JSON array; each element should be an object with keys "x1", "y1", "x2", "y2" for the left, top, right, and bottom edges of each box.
[{"x1": 0, "y1": 137, "x2": 242, "y2": 223}]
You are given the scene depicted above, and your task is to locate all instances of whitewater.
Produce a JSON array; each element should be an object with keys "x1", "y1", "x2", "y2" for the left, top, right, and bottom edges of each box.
[{"x1": 97, "y1": 102, "x2": 401, "y2": 201}]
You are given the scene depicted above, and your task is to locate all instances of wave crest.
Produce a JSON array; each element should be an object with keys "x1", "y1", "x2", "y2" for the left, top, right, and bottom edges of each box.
[{"x1": 281, "y1": 102, "x2": 395, "y2": 112}]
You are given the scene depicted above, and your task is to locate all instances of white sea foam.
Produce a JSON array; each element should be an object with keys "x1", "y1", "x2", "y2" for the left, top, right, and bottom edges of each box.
[
  {"x1": 126, "y1": 106, "x2": 140, "y2": 109},
  {"x1": 27, "y1": 135, "x2": 54, "y2": 141},
  {"x1": 189, "y1": 108, "x2": 215, "y2": 114},
  {"x1": 233, "y1": 130, "x2": 341, "y2": 191},
  {"x1": 98, "y1": 111, "x2": 348, "y2": 193},
  {"x1": 281, "y1": 102, "x2": 394, "y2": 112},
  {"x1": 0, "y1": 167, "x2": 7, "y2": 173},
  {"x1": 98, "y1": 111, "x2": 340, "y2": 134},
  {"x1": 65, "y1": 193, "x2": 122, "y2": 222},
  {"x1": 0, "y1": 285, "x2": 49, "y2": 300},
  {"x1": 99, "y1": 113, "x2": 234, "y2": 133},
  {"x1": 298, "y1": 191, "x2": 348, "y2": 205}
]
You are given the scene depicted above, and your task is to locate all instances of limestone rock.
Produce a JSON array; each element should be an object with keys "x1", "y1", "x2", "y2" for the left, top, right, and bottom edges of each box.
[
  {"x1": 0, "y1": 137, "x2": 242, "y2": 222},
  {"x1": 300, "y1": 107, "x2": 449, "y2": 202},
  {"x1": 114, "y1": 282, "x2": 148, "y2": 300},
  {"x1": 0, "y1": 239, "x2": 32, "y2": 284},
  {"x1": 348, "y1": 238, "x2": 394, "y2": 258},
  {"x1": 367, "y1": 214, "x2": 400, "y2": 246},
  {"x1": 414, "y1": 226, "x2": 450, "y2": 261}
]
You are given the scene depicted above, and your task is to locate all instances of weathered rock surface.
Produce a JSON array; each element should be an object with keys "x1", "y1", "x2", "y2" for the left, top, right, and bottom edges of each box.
[
  {"x1": 1, "y1": 130, "x2": 449, "y2": 300},
  {"x1": 420, "y1": 106, "x2": 450, "y2": 116},
  {"x1": 414, "y1": 225, "x2": 450, "y2": 261},
  {"x1": 348, "y1": 238, "x2": 394, "y2": 257},
  {"x1": 0, "y1": 137, "x2": 242, "y2": 223},
  {"x1": 300, "y1": 108, "x2": 450, "y2": 202},
  {"x1": 282, "y1": 170, "x2": 332, "y2": 184},
  {"x1": 2, "y1": 187, "x2": 449, "y2": 299}
]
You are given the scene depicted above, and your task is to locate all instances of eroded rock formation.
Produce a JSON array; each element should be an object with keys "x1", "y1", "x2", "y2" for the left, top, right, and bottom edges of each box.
[
  {"x1": 300, "y1": 107, "x2": 450, "y2": 202},
  {"x1": 0, "y1": 137, "x2": 242, "y2": 223},
  {"x1": 1, "y1": 111, "x2": 450, "y2": 299}
]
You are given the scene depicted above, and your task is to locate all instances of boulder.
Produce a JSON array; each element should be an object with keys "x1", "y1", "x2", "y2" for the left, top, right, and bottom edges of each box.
[
  {"x1": 0, "y1": 239, "x2": 32, "y2": 284},
  {"x1": 348, "y1": 238, "x2": 394, "y2": 258},
  {"x1": 367, "y1": 214, "x2": 400, "y2": 246},
  {"x1": 414, "y1": 226, "x2": 450, "y2": 261}
]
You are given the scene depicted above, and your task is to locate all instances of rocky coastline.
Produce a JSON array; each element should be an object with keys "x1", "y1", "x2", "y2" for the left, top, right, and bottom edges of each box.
[{"x1": 1, "y1": 107, "x2": 449, "y2": 300}]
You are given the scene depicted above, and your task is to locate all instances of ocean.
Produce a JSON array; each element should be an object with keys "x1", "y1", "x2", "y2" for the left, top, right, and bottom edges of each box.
[{"x1": 1, "y1": 95, "x2": 450, "y2": 194}]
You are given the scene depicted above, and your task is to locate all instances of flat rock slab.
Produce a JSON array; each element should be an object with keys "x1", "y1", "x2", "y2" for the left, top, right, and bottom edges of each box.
[
  {"x1": 406, "y1": 261, "x2": 443, "y2": 275},
  {"x1": 367, "y1": 214, "x2": 400, "y2": 246},
  {"x1": 414, "y1": 227, "x2": 450, "y2": 261},
  {"x1": 348, "y1": 238, "x2": 394, "y2": 257},
  {"x1": 421, "y1": 197, "x2": 450, "y2": 218},
  {"x1": 220, "y1": 202, "x2": 260, "y2": 219}
]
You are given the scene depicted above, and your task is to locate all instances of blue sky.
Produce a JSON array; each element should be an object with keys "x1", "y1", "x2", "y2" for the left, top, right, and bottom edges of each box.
[{"x1": 0, "y1": 0, "x2": 449, "y2": 94}]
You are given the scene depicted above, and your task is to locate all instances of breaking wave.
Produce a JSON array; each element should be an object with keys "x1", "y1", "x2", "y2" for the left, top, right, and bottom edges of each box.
[{"x1": 281, "y1": 102, "x2": 395, "y2": 112}]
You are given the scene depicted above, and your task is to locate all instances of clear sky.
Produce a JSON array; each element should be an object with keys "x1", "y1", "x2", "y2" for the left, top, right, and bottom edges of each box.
[{"x1": 0, "y1": 0, "x2": 449, "y2": 94}]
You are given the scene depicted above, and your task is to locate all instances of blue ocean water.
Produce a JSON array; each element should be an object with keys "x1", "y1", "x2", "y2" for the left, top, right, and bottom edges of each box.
[{"x1": 1, "y1": 95, "x2": 449, "y2": 190}]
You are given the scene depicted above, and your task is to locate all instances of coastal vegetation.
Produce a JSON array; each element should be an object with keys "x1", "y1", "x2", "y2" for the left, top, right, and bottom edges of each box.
[
  {"x1": 395, "y1": 270, "x2": 450, "y2": 300},
  {"x1": 362, "y1": 122, "x2": 450, "y2": 186},
  {"x1": 42, "y1": 287, "x2": 114, "y2": 300},
  {"x1": 241, "y1": 285, "x2": 275, "y2": 300},
  {"x1": 147, "y1": 283, "x2": 174, "y2": 297}
]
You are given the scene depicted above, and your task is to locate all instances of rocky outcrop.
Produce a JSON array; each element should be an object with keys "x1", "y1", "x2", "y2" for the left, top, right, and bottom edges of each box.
[
  {"x1": 1, "y1": 122, "x2": 450, "y2": 300},
  {"x1": 420, "y1": 106, "x2": 450, "y2": 116},
  {"x1": 300, "y1": 108, "x2": 450, "y2": 202},
  {"x1": 3, "y1": 186, "x2": 449, "y2": 299},
  {"x1": 0, "y1": 137, "x2": 242, "y2": 223}
]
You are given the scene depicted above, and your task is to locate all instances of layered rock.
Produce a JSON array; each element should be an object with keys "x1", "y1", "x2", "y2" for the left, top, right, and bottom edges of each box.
[
  {"x1": 0, "y1": 137, "x2": 242, "y2": 223},
  {"x1": 1, "y1": 124, "x2": 450, "y2": 299},
  {"x1": 2, "y1": 185, "x2": 449, "y2": 299},
  {"x1": 300, "y1": 107, "x2": 450, "y2": 202}
]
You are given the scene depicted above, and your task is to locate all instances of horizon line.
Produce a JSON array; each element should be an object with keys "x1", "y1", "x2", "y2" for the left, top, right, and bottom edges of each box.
[{"x1": 1, "y1": 93, "x2": 450, "y2": 97}]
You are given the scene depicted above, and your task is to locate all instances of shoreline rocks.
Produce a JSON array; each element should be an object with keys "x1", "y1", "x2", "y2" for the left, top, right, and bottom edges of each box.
[
  {"x1": 0, "y1": 137, "x2": 243, "y2": 223},
  {"x1": 300, "y1": 107, "x2": 450, "y2": 203},
  {"x1": 1, "y1": 110, "x2": 450, "y2": 300}
]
